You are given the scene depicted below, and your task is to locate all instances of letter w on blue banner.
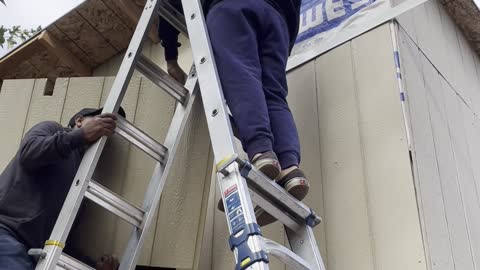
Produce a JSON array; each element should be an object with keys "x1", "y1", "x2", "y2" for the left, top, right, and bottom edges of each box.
[{"x1": 297, "y1": 0, "x2": 376, "y2": 44}]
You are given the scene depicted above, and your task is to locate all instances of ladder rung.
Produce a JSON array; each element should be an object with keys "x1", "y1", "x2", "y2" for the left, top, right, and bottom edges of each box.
[
  {"x1": 250, "y1": 189, "x2": 301, "y2": 231},
  {"x1": 263, "y1": 238, "x2": 312, "y2": 270},
  {"x1": 239, "y1": 160, "x2": 322, "y2": 227},
  {"x1": 57, "y1": 253, "x2": 94, "y2": 270},
  {"x1": 158, "y1": 0, "x2": 188, "y2": 36},
  {"x1": 85, "y1": 180, "x2": 145, "y2": 228},
  {"x1": 136, "y1": 55, "x2": 189, "y2": 104},
  {"x1": 115, "y1": 116, "x2": 168, "y2": 164}
]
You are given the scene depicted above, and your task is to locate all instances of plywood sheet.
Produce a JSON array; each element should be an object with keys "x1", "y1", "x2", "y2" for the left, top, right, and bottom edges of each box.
[
  {"x1": 0, "y1": 79, "x2": 34, "y2": 171},
  {"x1": 101, "y1": 0, "x2": 136, "y2": 30},
  {"x1": 47, "y1": 25, "x2": 98, "y2": 68},
  {"x1": 26, "y1": 51, "x2": 59, "y2": 79},
  {"x1": 76, "y1": 0, "x2": 132, "y2": 51},
  {"x1": 54, "y1": 11, "x2": 117, "y2": 65},
  {"x1": 23, "y1": 78, "x2": 68, "y2": 133},
  {"x1": 351, "y1": 24, "x2": 426, "y2": 270},
  {"x1": 315, "y1": 42, "x2": 374, "y2": 270}
]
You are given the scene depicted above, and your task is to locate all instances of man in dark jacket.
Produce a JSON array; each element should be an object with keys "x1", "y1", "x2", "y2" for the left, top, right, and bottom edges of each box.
[
  {"x1": 158, "y1": 0, "x2": 308, "y2": 226},
  {"x1": 0, "y1": 108, "x2": 123, "y2": 270}
]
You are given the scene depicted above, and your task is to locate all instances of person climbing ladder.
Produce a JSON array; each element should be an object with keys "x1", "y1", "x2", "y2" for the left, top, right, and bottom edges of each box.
[{"x1": 158, "y1": 0, "x2": 308, "y2": 226}]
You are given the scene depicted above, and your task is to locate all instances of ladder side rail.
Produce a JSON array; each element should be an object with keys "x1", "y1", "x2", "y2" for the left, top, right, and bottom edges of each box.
[
  {"x1": 119, "y1": 69, "x2": 199, "y2": 270},
  {"x1": 181, "y1": 1, "x2": 269, "y2": 269},
  {"x1": 35, "y1": 1, "x2": 161, "y2": 269}
]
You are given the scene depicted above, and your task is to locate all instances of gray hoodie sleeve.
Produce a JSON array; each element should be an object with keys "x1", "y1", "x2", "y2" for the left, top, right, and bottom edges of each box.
[{"x1": 18, "y1": 121, "x2": 87, "y2": 170}]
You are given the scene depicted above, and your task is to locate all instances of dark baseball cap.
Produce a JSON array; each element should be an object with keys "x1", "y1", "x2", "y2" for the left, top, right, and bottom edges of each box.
[{"x1": 68, "y1": 107, "x2": 126, "y2": 128}]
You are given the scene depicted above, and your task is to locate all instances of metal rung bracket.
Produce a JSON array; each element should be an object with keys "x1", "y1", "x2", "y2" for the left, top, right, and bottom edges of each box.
[
  {"x1": 239, "y1": 161, "x2": 321, "y2": 227},
  {"x1": 85, "y1": 180, "x2": 145, "y2": 228},
  {"x1": 263, "y1": 238, "x2": 312, "y2": 270},
  {"x1": 115, "y1": 116, "x2": 168, "y2": 164},
  {"x1": 137, "y1": 55, "x2": 189, "y2": 104}
]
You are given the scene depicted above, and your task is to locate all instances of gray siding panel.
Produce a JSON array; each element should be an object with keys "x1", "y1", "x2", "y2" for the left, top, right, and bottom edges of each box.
[{"x1": 398, "y1": 26, "x2": 455, "y2": 270}]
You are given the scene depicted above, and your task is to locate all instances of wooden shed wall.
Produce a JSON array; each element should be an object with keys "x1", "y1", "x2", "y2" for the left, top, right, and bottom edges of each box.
[
  {"x1": 0, "y1": 23, "x2": 429, "y2": 270},
  {"x1": 90, "y1": 23, "x2": 427, "y2": 270},
  {"x1": 396, "y1": 1, "x2": 480, "y2": 270}
]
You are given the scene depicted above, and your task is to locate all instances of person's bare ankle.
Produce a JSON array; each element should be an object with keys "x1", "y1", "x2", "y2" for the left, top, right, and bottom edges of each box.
[{"x1": 279, "y1": 166, "x2": 298, "y2": 179}]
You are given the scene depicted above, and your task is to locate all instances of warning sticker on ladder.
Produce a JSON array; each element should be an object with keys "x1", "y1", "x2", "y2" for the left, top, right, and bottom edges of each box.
[{"x1": 224, "y1": 185, "x2": 246, "y2": 232}]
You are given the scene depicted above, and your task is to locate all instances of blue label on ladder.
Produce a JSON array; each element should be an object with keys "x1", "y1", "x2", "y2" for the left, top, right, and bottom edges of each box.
[{"x1": 224, "y1": 185, "x2": 246, "y2": 232}]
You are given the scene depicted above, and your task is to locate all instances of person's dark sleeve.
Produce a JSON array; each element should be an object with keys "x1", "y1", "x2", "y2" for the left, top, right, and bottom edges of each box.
[
  {"x1": 18, "y1": 121, "x2": 87, "y2": 170},
  {"x1": 158, "y1": 0, "x2": 184, "y2": 61}
]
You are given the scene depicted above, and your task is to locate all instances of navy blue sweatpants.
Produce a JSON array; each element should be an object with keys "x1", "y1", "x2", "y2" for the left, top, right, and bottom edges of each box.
[
  {"x1": 0, "y1": 225, "x2": 34, "y2": 270},
  {"x1": 206, "y1": 0, "x2": 301, "y2": 169}
]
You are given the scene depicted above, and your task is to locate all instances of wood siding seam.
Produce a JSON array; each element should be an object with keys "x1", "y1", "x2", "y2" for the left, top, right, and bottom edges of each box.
[
  {"x1": 402, "y1": 53, "x2": 431, "y2": 270},
  {"x1": 312, "y1": 58, "x2": 329, "y2": 268},
  {"x1": 421, "y1": 52, "x2": 457, "y2": 269},
  {"x1": 20, "y1": 79, "x2": 36, "y2": 138},
  {"x1": 191, "y1": 145, "x2": 214, "y2": 270},
  {"x1": 59, "y1": 79, "x2": 70, "y2": 127},
  {"x1": 441, "y1": 83, "x2": 479, "y2": 269},
  {"x1": 399, "y1": 33, "x2": 436, "y2": 270},
  {"x1": 454, "y1": 72, "x2": 480, "y2": 217},
  {"x1": 139, "y1": 77, "x2": 160, "y2": 266},
  {"x1": 349, "y1": 41, "x2": 378, "y2": 270}
]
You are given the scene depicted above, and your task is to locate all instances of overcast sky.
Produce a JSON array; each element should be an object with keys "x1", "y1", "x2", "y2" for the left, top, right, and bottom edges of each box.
[{"x1": 0, "y1": 0, "x2": 84, "y2": 57}]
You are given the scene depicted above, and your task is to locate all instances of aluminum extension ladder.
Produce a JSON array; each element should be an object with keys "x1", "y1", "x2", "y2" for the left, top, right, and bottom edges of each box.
[{"x1": 30, "y1": 0, "x2": 326, "y2": 269}]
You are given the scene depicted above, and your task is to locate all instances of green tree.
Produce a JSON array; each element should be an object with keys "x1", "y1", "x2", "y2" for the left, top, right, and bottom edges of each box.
[
  {"x1": 0, "y1": 1, "x2": 42, "y2": 49},
  {"x1": 0, "y1": 25, "x2": 42, "y2": 49}
]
